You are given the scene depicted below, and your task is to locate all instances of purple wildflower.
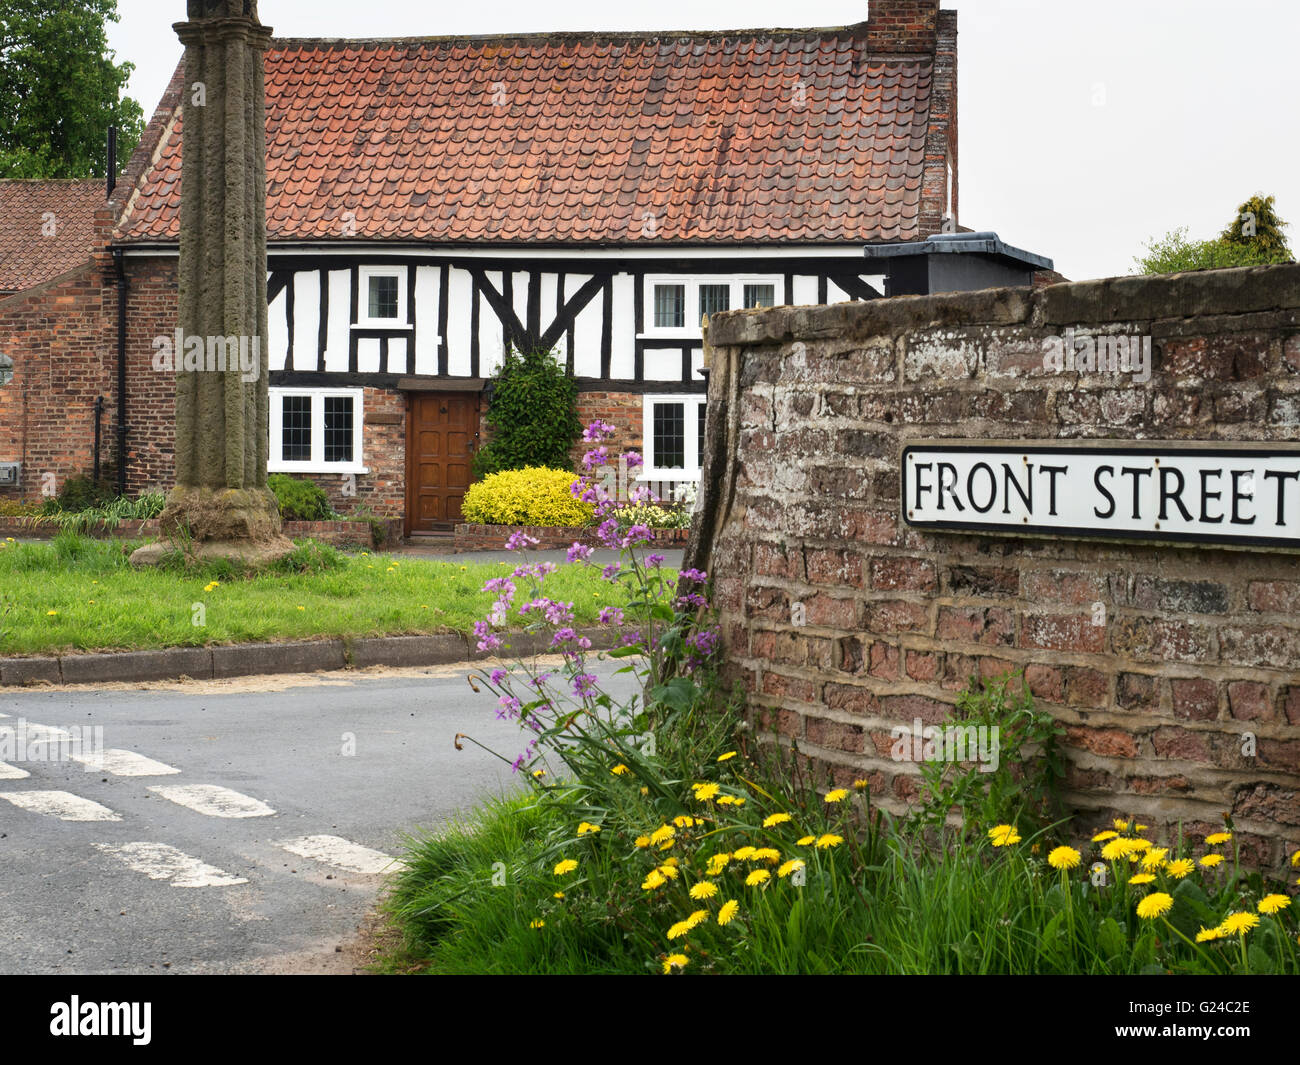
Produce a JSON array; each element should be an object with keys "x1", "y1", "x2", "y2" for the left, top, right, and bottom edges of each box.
[
  {"x1": 567, "y1": 542, "x2": 594, "y2": 563},
  {"x1": 624, "y1": 452, "x2": 644, "y2": 469},
  {"x1": 572, "y1": 673, "x2": 599, "y2": 698},
  {"x1": 621, "y1": 524, "x2": 653, "y2": 548},
  {"x1": 646, "y1": 554, "x2": 665, "y2": 569},
  {"x1": 583, "y1": 420, "x2": 615, "y2": 442},
  {"x1": 489, "y1": 668, "x2": 508, "y2": 686},
  {"x1": 598, "y1": 606, "x2": 625, "y2": 626},
  {"x1": 602, "y1": 562, "x2": 622, "y2": 582},
  {"x1": 679, "y1": 568, "x2": 708, "y2": 583}
]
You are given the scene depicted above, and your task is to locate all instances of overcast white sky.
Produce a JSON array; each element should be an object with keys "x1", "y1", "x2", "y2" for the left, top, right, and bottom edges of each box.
[{"x1": 106, "y1": 0, "x2": 1298, "y2": 282}]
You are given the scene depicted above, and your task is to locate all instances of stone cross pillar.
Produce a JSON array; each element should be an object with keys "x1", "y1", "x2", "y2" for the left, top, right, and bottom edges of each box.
[{"x1": 135, "y1": 0, "x2": 291, "y2": 565}]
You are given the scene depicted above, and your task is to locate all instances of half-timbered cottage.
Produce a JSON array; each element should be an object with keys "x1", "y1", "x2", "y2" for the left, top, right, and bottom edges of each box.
[{"x1": 1, "y1": 0, "x2": 961, "y2": 535}]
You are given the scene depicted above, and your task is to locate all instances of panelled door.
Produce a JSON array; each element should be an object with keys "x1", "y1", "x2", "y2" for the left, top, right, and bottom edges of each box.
[{"x1": 406, "y1": 391, "x2": 480, "y2": 533}]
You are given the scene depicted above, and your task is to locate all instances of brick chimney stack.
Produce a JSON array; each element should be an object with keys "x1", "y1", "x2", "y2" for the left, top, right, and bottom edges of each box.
[{"x1": 866, "y1": 0, "x2": 940, "y2": 53}]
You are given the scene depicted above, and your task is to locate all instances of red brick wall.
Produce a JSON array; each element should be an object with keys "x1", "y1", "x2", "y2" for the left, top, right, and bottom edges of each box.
[
  {"x1": 699, "y1": 264, "x2": 1300, "y2": 862},
  {"x1": 866, "y1": 0, "x2": 940, "y2": 54},
  {"x1": 0, "y1": 262, "x2": 113, "y2": 502}
]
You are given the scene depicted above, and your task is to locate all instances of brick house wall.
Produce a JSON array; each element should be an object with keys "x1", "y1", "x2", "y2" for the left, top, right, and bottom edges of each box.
[{"x1": 693, "y1": 264, "x2": 1300, "y2": 863}]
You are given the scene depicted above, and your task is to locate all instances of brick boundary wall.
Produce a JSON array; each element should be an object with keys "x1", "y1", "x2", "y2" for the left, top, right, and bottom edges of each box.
[
  {"x1": 0, "y1": 516, "x2": 399, "y2": 549},
  {"x1": 453, "y1": 523, "x2": 690, "y2": 551},
  {"x1": 685, "y1": 263, "x2": 1300, "y2": 864}
]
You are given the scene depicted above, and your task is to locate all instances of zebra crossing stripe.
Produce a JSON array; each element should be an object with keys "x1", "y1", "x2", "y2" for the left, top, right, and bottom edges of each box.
[
  {"x1": 94, "y1": 842, "x2": 248, "y2": 888},
  {"x1": 279, "y1": 835, "x2": 398, "y2": 875},
  {"x1": 0, "y1": 790, "x2": 121, "y2": 821},
  {"x1": 147, "y1": 784, "x2": 275, "y2": 818},
  {"x1": 71, "y1": 749, "x2": 180, "y2": 777}
]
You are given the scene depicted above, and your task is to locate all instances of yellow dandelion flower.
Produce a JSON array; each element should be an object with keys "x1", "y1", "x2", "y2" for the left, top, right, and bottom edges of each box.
[
  {"x1": 716, "y1": 795, "x2": 745, "y2": 807},
  {"x1": 46, "y1": 610, "x2": 58, "y2": 617},
  {"x1": 692, "y1": 782, "x2": 719, "y2": 802},
  {"x1": 852, "y1": 779, "x2": 869, "y2": 791},
  {"x1": 553, "y1": 859, "x2": 578, "y2": 876},
  {"x1": 1128, "y1": 838, "x2": 1151, "y2": 852},
  {"x1": 686, "y1": 909, "x2": 709, "y2": 929},
  {"x1": 577, "y1": 821, "x2": 600, "y2": 836},
  {"x1": 662, "y1": 953, "x2": 688, "y2": 974},
  {"x1": 611, "y1": 764, "x2": 630, "y2": 776},
  {"x1": 797, "y1": 835, "x2": 816, "y2": 846},
  {"x1": 661, "y1": 857, "x2": 679, "y2": 868},
  {"x1": 657, "y1": 863, "x2": 680, "y2": 880},
  {"x1": 658, "y1": 838, "x2": 675, "y2": 851},
  {"x1": 733, "y1": 846, "x2": 757, "y2": 861},
  {"x1": 815, "y1": 834, "x2": 844, "y2": 849},
  {"x1": 751, "y1": 848, "x2": 781, "y2": 864},
  {"x1": 1220, "y1": 911, "x2": 1259, "y2": 936},
  {"x1": 1258, "y1": 894, "x2": 1291, "y2": 915},
  {"x1": 553, "y1": 892, "x2": 565, "y2": 900},
  {"x1": 1135, "y1": 824, "x2": 1149, "y2": 833},
  {"x1": 673, "y1": 815, "x2": 698, "y2": 828},
  {"x1": 1101, "y1": 839, "x2": 1131, "y2": 862},
  {"x1": 649, "y1": 824, "x2": 675, "y2": 845},
  {"x1": 642, "y1": 870, "x2": 667, "y2": 891},
  {"x1": 529, "y1": 919, "x2": 545, "y2": 929},
  {"x1": 1114, "y1": 819, "x2": 1131, "y2": 831},
  {"x1": 1196, "y1": 925, "x2": 1225, "y2": 943},
  {"x1": 1129, "y1": 873, "x2": 1157, "y2": 885},
  {"x1": 1199, "y1": 853, "x2": 1225, "y2": 868},
  {"x1": 689, "y1": 881, "x2": 719, "y2": 900},
  {"x1": 777, "y1": 859, "x2": 805, "y2": 878},
  {"x1": 1092, "y1": 830, "x2": 1119, "y2": 842},
  {"x1": 1136, "y1": 892, "x2": 1174, "y2": 920},
  {"x1": 1141, "y1": 848, "x2": 1169, "y2": 870},
  {"x1": 762, "y1": 813, "x2": 792, "y2": 828},
  {"x1": 989, "y1": 824, "x2": 1021, "y2": 847},
  {"x1": 717, "y1": 899, "x2": 739, "y2": 925},
  {"x1": 1205, "y1": 832, "x2": 1232, "y2": 845},
  {"x1": 1290, "y1": 849, "x2": 1300, "y2": 868},
  {"x1": 745, "y1": 869, "x2": 771, "y2": 886},
  {"x1": 640, "y1": 786, "x2": 649, "y2": 796},
  {"x1": 634, "y1": 835, "x2": 651, "y2": 849},
  {"x1": 1048, "y1": 846, "x2": 1081, "y2": 870},
  {"x1": 1166, "y1": 859, "x2": 1195, "y2": 879},
  {"x1": 705, "y1": 853, "x2": 731, "y2": 874},
  {"x1": 532, "y1": 769, "x2": 546, "y2": 778},
  {"x1": 717, "y1": 751, "x2": 738, "y2": 762},
  {"x1": 824, "y1": 788, "x2": 849, "y2": 804},
  {"x1": 666, "y1": 919, "x2": 692, "y2": 940}
]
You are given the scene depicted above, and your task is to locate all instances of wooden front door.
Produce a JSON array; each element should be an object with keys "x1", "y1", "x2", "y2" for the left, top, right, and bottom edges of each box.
[{"x1": 406, "y1": 391, "x2": 480, "y2": 533}]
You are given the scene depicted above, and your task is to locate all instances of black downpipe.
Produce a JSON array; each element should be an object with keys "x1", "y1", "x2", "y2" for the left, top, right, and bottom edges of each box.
[
  {"x1": 93, "y1": 396, "x2": 103, "y2": 484},
  {"x1": 112, "y1": 249, "x2": 128, "y2": 497}
]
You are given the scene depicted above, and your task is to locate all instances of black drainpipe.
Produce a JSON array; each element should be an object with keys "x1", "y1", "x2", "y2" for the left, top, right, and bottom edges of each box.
[
  {"x1": 112, "y1": 248, "x2": 128, "y2": 497},
  {"x1": 93, "y1": 396, "x2": 103, "y2": 484}
]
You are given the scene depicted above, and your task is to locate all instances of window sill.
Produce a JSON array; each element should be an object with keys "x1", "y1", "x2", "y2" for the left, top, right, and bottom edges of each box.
[
  {"x1": 351, "y1": 322, "x2": 413, "y2": 331},
  {"x1": 268, "y1": 464, "x2": 371, "y2": 476},
  {"x1": 638, "y1": 471, "x2": 701, "y2": 483}
]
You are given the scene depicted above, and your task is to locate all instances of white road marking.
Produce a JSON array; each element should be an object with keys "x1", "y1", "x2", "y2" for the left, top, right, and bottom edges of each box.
[
  {"x1": 16, "y1": 723, "x2": 70, "y2": 741},
  {"x1": 71, "y1": 749, "x2": 180, "y2": 777},
  {"x1": 279, "y1": 835, "x2": 398, "y2": 875},
  {"x1": 0, "y1": 762, "x2": 30, "y2": 780},
  {"x1": 0, "y1": 790, "x2": 121, "y2": 821},
  {"x1": 94, "y1": 842, "x2": 248, "y2": 888},
  {"x1": 148, "y1": 784, "x2": 275, "y2": 818}
]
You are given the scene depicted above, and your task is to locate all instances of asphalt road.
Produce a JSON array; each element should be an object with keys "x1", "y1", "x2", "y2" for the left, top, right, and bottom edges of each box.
[{"x1": 0, "y1": 661, "x2": 640, "y2": 974}]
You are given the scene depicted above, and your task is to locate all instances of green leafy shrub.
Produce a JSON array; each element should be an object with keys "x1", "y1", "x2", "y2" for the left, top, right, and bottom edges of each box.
[
  {"x1": 461, "y1": 467, "x2": 593, "y2": 527},
  {"x1": 473, "y1": 347, "x2": 582, "y2": 478},
  {"x1": 0, "y1": 499, "x2": 41, "y2": 517},
  {"x1": 42, "y1": 472, "x2": 116, "y2": 515},
  {"x1": 267, "y1": 474, "x2": 333, "y2": 522},
  {"x1": 29, "y1": 491, "x2": 165, "y2": 533}
]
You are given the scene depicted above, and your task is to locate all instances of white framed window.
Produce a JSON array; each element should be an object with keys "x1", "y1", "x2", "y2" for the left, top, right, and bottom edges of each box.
[
  {"x1": 641, "y1": 394, "x2": 707, "y2": 481},
  {"x1": 355, "y1": 266, "x2": 408, "y2": 327},
  {"x1": 268, "y1": 388, "x2": 368, "y2": 474},
  {"x1": 641, "y1": 275, "x2": 780, "y2": 338}
]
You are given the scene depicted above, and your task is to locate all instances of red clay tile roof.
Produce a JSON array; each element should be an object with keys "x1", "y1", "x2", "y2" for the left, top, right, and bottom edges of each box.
[
  {"x1": 115, "y1": 25, "x2": 935, "y2": 246},
  {"x1": 0, "y1": 180, "x2": 104, "y2": 293}
]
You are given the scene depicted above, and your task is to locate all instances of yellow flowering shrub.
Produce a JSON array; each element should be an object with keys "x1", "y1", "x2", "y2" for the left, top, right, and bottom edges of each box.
[{"x1": 460, "y1": 467, "x2": 594, "y2": 527}]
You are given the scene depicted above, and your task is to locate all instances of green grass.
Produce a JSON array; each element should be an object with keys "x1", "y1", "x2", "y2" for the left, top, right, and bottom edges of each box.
[{"x1": 0, "y1": 534, "x2": 643, "y2": 655}]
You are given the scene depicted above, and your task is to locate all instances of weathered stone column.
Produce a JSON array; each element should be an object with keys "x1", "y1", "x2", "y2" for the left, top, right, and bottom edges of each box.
[{"x1": 134, "y1": 0, "x2": 291, "y2": 565}]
